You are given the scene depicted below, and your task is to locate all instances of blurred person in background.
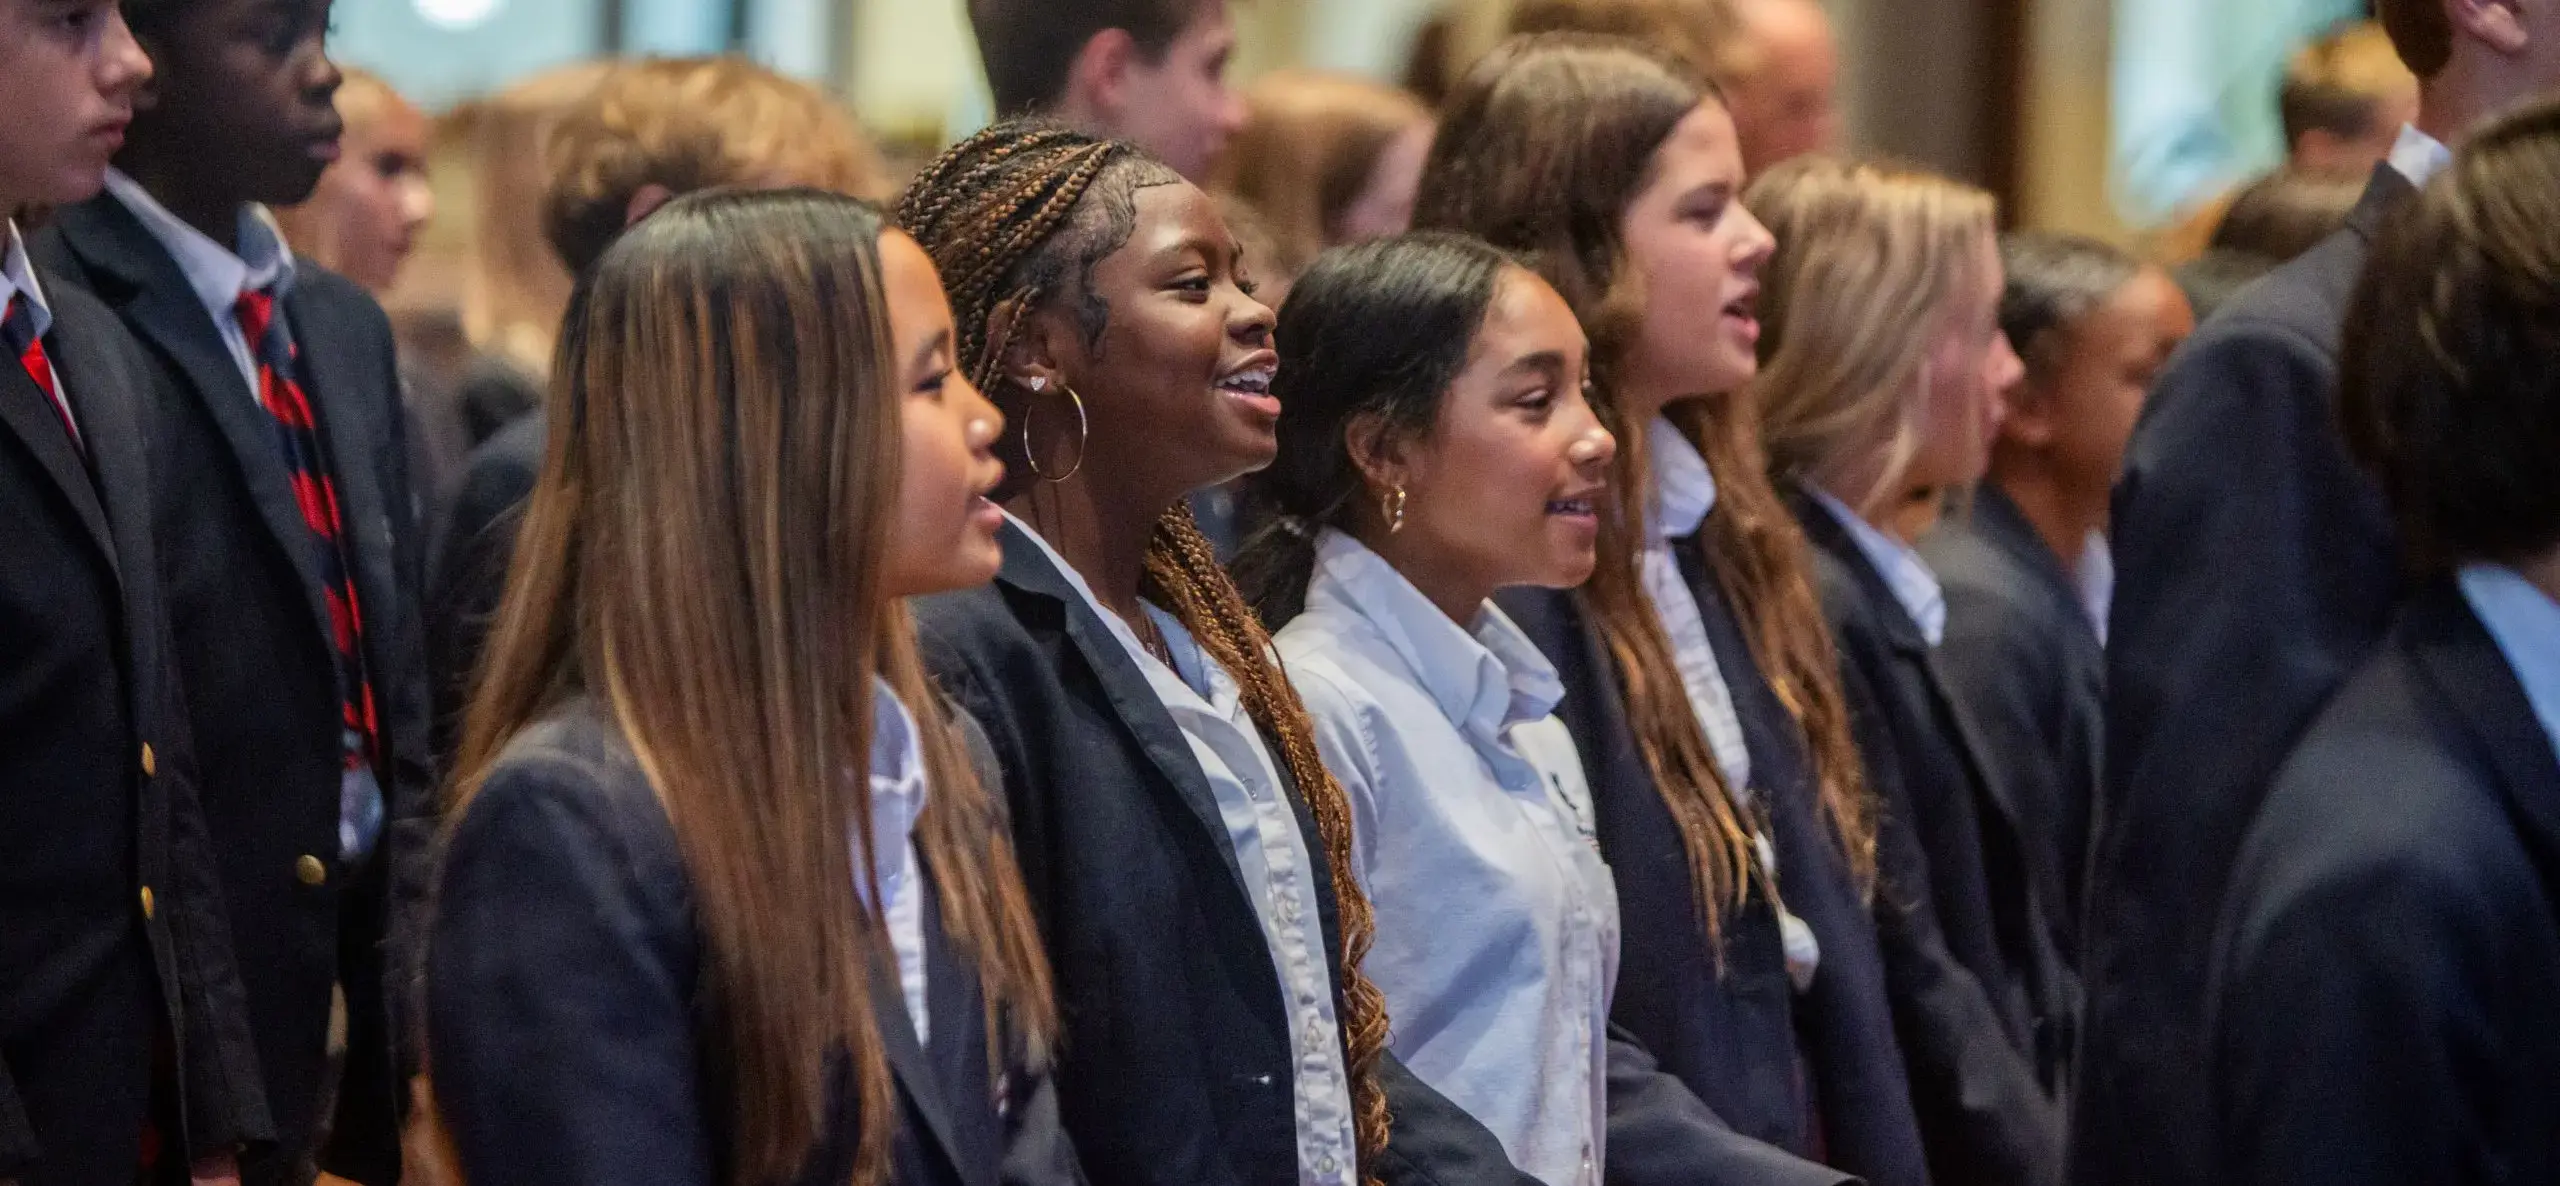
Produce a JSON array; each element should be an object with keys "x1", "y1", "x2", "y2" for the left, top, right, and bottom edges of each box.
[
  {"x1": 1506, "y1": 0, "x2": 1732, "y2": 83},
  {"x1": 273, "y1": 68, "x2": 432, "y2": 298},
  {"x1": 968, "y1": 0, "x2": 1248, "y2": 181},
  {"x1": 1215, "y1": 70, "x2": 1433, "y2": 303},
  {"x1": 2172, "y1": 167, "x2": 2367, "y2": 318},
  {"x1": 1921, "y1": 233, "x2": 2194, "y2": 969},
  {"x1": 1717, "y1": 0, "x2": 1844, "y2": 174}
]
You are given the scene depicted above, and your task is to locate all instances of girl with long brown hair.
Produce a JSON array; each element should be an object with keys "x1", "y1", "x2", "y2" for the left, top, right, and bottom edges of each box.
[
  {"x1": 424, "y1": 189, "x2": 1077, "y2": 1186},
  {"x1": 1412, "y1": 33, "x2": 1927, "y2": 1186},
  {"x1": 895, "y1": 120, "x2": 1538, "y2": 1186},
  {"x1": 1748, "y1": 154, "x2": 2070, "y2": 1186}
]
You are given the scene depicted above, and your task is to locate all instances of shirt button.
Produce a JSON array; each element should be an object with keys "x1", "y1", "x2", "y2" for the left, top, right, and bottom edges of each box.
[
  {"x1": 140, "y1": 743, "x2": 156, "y2": 778},
  {"x1": 139, "y1": 886, "x2": 155, "y2": 919},
  {"x1": 296, "y1": 854, "x2": 329, "y2": 886}
]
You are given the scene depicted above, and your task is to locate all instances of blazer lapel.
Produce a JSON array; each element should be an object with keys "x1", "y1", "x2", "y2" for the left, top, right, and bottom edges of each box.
[
  {"x1": 2415, "y1": 587, "x2": 2560, "y2": 883},
  {"x1": 993, "y1": 522, "x2": 1256, "y2": 901},
  {"x1": 53, "y1": 197, "x2": 335, "y2": 651},
  {"x1": 0, "y1": 359, "x2": 112, "y2": 568},
  {"x1": 869, "y1": 959, "x2": 975, "y2": 1186}
]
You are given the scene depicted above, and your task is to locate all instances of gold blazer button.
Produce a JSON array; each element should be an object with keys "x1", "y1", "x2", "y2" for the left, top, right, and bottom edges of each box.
[{"x1": 296, "y1": 855, "x2": 329, "y2": 886}]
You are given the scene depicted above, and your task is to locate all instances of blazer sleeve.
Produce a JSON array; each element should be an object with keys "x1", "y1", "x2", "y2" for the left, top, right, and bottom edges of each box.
[
  {"x1": 1933, "y1": 603, "x2": 2079, "y2": 951},
  {"x1": 1601, "y1": 1027, "x2": 1854, "y2": 1186},
  {"x1": 160, "y1": 659, "x2": 277, "y2": 1159},
  {"x1": 425, "y1": 755, "x2": 714, "y2": 1186},
  {"x1": 1838, "y1": 630, "x2": 2063, "y2": 1186},
  {"x1": 1372, "y1": 1052, "x2": 1544, "y2": 1186}
]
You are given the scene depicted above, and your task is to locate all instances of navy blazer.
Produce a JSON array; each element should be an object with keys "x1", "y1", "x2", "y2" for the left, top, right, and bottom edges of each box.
[
  {"x1": 2075, "y1": 165, "x2": 2411, "y2": 1186},
  {"x1": 0, "y1": 275, "x2": 271, "y2": 1183},
  {"x1": 36, "y1": 198, "x2": 433, "y2": 1185},
  {"x1": 1789, "y1": 485, "x2": 2069, "y2": 1186},
  {"x1": 2207, "y1": 582, "x2": 2560, "y2": 1184},
  {"x1": 426, "y1": 696, "x2": 1083, "y2": 1186},
  {"x1": 424, "y1": 409, "x2": 543, "y2": 768},
  {"x1": 1502, "y1": 546, "x2": 1928, "y2": 1186},
  {"x1": 916, "y1": 522, "x2": 1549, "y2": 1186},
  {"x1": 1918, "y1": 486, "x2": 2101, "y2": 962}
]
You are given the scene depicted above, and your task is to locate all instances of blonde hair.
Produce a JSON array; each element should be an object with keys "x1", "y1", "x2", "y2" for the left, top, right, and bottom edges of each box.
[
  {"x1": 452, "y1": 60, "x2": 615, "y2": 378},
  {"x1": 1214, "y1": 71, "x2": 1431, "y2": 283},
  {"x1": 1748, "y1": 156, "x2": 1997, "y2": 516},
  {"x1": 543, "y1": 56, "x2": 890, "y2": 276},
  {"x1": 2282, "y1": 21, "x2": 2420, "y2": 149}
]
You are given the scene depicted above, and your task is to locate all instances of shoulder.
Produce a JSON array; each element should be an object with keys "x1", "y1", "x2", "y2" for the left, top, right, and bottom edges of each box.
[
  {"x1": 912, "y1": 583, "x2": 1046, "y2": 684},
  {"x1": 289, "y1": 264, "x2": 397, "y2": 343},
  {"x1": 447, "y1": 702, "x2": 678, "y2": 876}
]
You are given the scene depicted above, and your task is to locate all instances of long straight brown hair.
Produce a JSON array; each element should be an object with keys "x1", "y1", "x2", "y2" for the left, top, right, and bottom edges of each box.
[
  {"x1": 895, "y1": 120, "x2": 1396, "y2": 1182},
  {"x1": 1416, "y1": 34, "x2": 1879, "y2": 950},
  {"x1": 444, "y1": 188, "x2": 1051, "y2": 1186}
]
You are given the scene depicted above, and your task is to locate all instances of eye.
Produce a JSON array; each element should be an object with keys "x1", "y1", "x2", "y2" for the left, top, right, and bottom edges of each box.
[
  {"x1": 1517, "y1": 386, "x2": 1558, "y2": 416},
  {"x1": 913, "y1": 368, "x2": 952, "y2": 399},
  {"x1": 1237, "y1": 276, "x2": 1261, "y2": 298},
  {"x1": 1170, "y1": 273, "x2": 1212, "y2": 298}
]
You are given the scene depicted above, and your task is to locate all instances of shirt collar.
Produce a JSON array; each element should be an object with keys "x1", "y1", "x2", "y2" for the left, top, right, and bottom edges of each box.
[
  {"x1": 2387, "y1": 124, "x2": 2454, "y2": 189},
  {"x1": 2456, "y1": 564, "x2": 2560, "y2": 760},
  {"x1": 1648, "y1": 417, "x2": 1718, "y2": 542},
  {"x1": 1304, "y1": 528, "x2": 1563, "y2": 738},
  {"x1": 1809, "y1": 485, "x2": 1947, "y2": 646},
  {"x1": 1, "y1": 221, "x2": 52, "y2": 343},
  {"x1": 103, "y1": 169, "x2": 297, "y2": 319},
  {"x1": 1000, "y1": 508, "x2": 1243, "y2": 712}
]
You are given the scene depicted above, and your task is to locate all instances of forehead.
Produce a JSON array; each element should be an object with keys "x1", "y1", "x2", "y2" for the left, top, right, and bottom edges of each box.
[
  {"x1": 1468, "y1": 268, "x2": 1586, "y2": 366},
  {"x1": 880, "y1": 231, "x2": 953, "y2": 324},
  {"x1": 1645, "y1": 103, "x2": 1744, "y2": 185},
  {"x1": 1104, "y1": 180, "x2": 1230, "y2": 263}
]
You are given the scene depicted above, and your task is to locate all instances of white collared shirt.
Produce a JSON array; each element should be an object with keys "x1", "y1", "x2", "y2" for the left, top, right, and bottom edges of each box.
[
  {"x1": 1642, "y1": 419, "x2": 1753, "y2": 795},
  {"x1": 865, "y1": 679, "x2": 933, "y2": 1045},
  {"x1": 1, "y1": 221, "x2": 72, "y2": 437},
  {"x1": 2387, "y1": 123, "x2": 2454, "y2": 189},
  {"x1": 1005, "y1": 512, "x2": 1359, "y2": 1186},
  {"x1": 2077, "y1": 531, "x2": 2115, "y2": 645},
  {"x1": 1811, "y1": 486, "x2": 1948, "y2": 646},
  {"x1": 102, "y1": 169, "x2": 295, "y2": 400},
  {"x1": 2458, "y1": 564, "x2": 2560, "y2": 760},
  {"x1": 1277, "y1": 529, "x2": 1617, "y2": 1186}
]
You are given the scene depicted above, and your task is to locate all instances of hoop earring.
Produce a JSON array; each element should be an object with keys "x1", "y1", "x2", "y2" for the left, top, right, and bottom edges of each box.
[
  {"x1": 1022, "y1": 382, "x2": 1089, "y2": 483},
  {"x1": 1383, "y1": 484, "x2": 1407, "y2": 534}
]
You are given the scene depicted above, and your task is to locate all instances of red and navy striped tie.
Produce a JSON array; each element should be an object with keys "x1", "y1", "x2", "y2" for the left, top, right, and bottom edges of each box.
[{"x1": 3, "y1": 294, "x2": 80, "y2": 454}]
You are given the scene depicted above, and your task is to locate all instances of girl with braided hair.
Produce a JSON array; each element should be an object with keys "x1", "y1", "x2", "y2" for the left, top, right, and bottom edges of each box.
[{"x1": 898, "y1": 120, "x2": 1539, "y2": 1186}]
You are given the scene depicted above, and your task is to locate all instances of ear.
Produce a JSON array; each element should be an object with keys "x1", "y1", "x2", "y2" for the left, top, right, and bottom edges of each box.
[
  {"x1": 2449, "y1": 0, "x2": 2531, "y2": 56},
  {"x1": 2290, "y1": 127, "x2": 2351, "y2": 174},
  {"x1": 986, "y1": 296, "x2": 1071, "y2": 400},
  {"x1": 1068, "y1": 29, "x2": 1142, "y2": 119},
  {"x1": 1342, "y1": 409, "x2": 1412, "y2": 497},
  {"x1": 624, "y1": 183, "x2": 676, "y2": 229},
  {"x1": 1997, "y1": 377, "x2": 2062, "y2": 449}
]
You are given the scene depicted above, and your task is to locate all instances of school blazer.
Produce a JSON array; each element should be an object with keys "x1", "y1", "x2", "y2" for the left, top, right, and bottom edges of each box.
[
  {"x1": 914, "y1": 521, "x2": 1549, "y2": 1186},
  {"x1": 424, "y1": 408, "x2": 544, "y2": 768},
  {"x1": 0, "y1": 277, "x2": 272, "y2": 1184},
  {"x1": 426, "y1": 696, "x2": 1084, "y2": 1186},
  {"x1": 2074, "y1": 163, "x2": 2412, "y2": 1186},
  {"x1": 1502, "y1": 564, "x2": 1929, "y2": 1186},
  {"x1": 1788, "y1": 485, "x2": 2070, "y2": 1186},
  {"x1": 2207, "y1": 583, "x2": 2560, "y2": 1185},
  {"x1": 1917, "y1": 486, "x2": 2101, "y2": 963},
  {"x1": 36, "y1": 198, "x2": 433, "y2": 1185}
]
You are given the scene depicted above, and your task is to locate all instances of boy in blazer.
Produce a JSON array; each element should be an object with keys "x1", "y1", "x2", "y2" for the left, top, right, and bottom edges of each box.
[
  {"x1": 34, "y1": 0, "x2": 431, "y2": 1181},
  {"x1": 0, "y1": 1, "x2": 270, "y2": 1182}
]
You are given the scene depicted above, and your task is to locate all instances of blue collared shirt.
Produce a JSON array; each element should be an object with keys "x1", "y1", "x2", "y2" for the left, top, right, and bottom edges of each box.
[
  {"x1": 2387, "y1": 123, "x2": 2454, "y2": 190},
  {"x1": 1005, "y1": 512, "x2": 1360, "y2": 1186},
  {"x1": 2458, "y1": 564, "x2": 2560, "y2": 761},
  {"x1": 1810, "y1": 486, "x2": 1948, "y2": 646},
  {"x1": 102, "y1": 168, "x2": 295, "y2": 401},
  {"x1": 1277, "y1": 529, "x2": 1617, "y2": 1186},
  {"x1": 1643, "y1": 419, "x2": 1753, "y2": 794},
  {"x1": 865, "y1": 679, "x2": 932, "y2": 1044}
]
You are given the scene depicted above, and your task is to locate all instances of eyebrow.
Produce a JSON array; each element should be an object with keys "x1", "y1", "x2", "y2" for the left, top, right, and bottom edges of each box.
[
  {"x1": 908, "y1": 327, "x2": 951, "y2": 377},
  {"x1": 1499, "y1": 350, "x2": 1572, "y2": 381}
]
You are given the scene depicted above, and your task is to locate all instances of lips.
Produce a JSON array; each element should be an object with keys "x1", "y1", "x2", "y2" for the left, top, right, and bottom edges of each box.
[
  {"x1": 1215, "y1": 352, "x2": 1281, "y2": 417},
  {"x1": 1721, "y1": 286, "x2": 1762, "y2": 340}
]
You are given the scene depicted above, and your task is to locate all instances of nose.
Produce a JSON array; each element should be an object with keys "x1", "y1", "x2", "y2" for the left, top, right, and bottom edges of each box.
[
  {"x1": 101, "y1": 9, "x2": 153, "y2": 93},
  {"x1": 1734, "y1": 200, "x2": 1777, "y2": 273},
  {"x1": 1229, "y1": 286, "x2": 1276, "y2": 344},
  {"x1": 1218, "y1": 85, "x2": 1249, "y2": 136},
  {"x1": 956, "y1": 369, "x2": 1005, "y2": 447},
  {"x1": 401, "y1": 176, "x2": 436, "y2": 231}
]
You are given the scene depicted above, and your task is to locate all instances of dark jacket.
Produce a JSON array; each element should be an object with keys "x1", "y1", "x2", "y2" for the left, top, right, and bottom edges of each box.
[
  {"x1": 914, "y1": 521, "x2": 1546, "y2": 1186},
  {"x1": 2074, "y1": 164, "x2": 2412, "y2": 1186},
  {"x1": 36, "y1": 198, "x2": 434, "y2": 1185},
  {"x1": 426, "y1": 697, "x2": 1084, "y2": 1186},
  {"x1": 1917, "y1": 485, "x2": 2101, "y2": 962},
  {"x1": 1789, "y1": 484, "x2": 2070, "y2": 1186},
  {"x1": 0, "y1": 275, "x2": 271, "y2": 1183},
  {"x1": 2207, "y1": 582, "x2": 2560, "y2": 1185},
  {"x1": 1502, "y1": 545, "x2": 1929, "y2": 1186},
  {"x1": 424, "y1": 408, "x2": 544, "y2": 766}
]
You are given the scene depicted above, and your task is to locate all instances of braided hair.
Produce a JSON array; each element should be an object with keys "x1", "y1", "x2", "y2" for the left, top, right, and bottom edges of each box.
[{"x1": 895, "y1": 120, "x2": 1396, "y2": 1180}]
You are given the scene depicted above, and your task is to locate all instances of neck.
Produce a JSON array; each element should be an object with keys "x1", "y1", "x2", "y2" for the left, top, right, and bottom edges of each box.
[
  {"x1": 112, "y1": 153, "x2": 241, "y2": 247},
  {"x1": 1818, "y1": 453, "x2": 1940, "y2": 544},
  {"x1": 1986, "y1": 454, "x2": 2106, "y2": 574},
  {"x1": 2415, "y1": 56, "x2": 2518, "y2": 150},
  {"x1": 1356, "y1": 525, "x2": 1492, "y2": 629},
  {"x1": 1049, "y1": 92, "x2": 1114, "y2": 143},
  {"x1": 1005, "y1": 468, "x2": 1176, "y2": 625},
  {"x1": 1617, "y1": 377, "x2": 1679, "y2": 429}
]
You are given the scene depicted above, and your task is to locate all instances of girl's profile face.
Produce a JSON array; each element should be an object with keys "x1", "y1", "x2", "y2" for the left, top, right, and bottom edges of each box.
[
  {"x1": 2033, "y1": 266, "x2": 2192, "y2": 486},
  {"x1": 1044, "y1": 180, "x2": 1281, "y2": 497},
  {"x1": 1381, "y1": 267, "x2": 1616, "y2": 608},
  {"x1": 1617, "y1": 101, "x2": 1778, "y2": 416},
  {"x1": 1909, "y1": 232, "x2": 2022, "y2": 495},
  {"x1": 880, "y1": 230, "x2": 1008, "y2": 598}
]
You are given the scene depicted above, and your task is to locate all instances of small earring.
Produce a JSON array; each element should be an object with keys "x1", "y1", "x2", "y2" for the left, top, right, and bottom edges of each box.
[
  {"x1": 1383, "y1": 484, "x2": 1407, "y2": 534},
  {"x1": 1025, "y1": 376, "x2": 1048, "y2": 393}
]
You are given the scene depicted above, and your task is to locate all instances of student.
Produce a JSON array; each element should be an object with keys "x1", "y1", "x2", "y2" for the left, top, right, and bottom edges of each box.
[
  {"x1": 424, "y1": 55, "x2": 888, "y2": 770},
  {"x1": 0, "y1": 2, "x2": 268, "y2": 1183},
  {"x1": 425, "y1": 189, "x2": 1076, "y2": 1186},
  {"x1": 2208, "y1": 98, "x2": 2560, "y2": 1183},
  {"x1": 1749, "y1": 155, "x2": 2070, "y2": 1186},
  {"x1": 2171, "y1": 167, "x2": 2366, "y2": 318},
  {"x1": 2081, "y1": 3, "x2": 2560, "y2": 1181},
  {"x1": 1920, "y1": 233, "x2": 2193, "y2": 962},
  {"x1": 1213, "y1": 71, "x2": 1432, "y2": 299},
  {"x1": 33, "y1": 0, "x2": 428, "y2": 1180},
  {"x1": 1414, "y1": 35, "x2": 1927, "y2": 1186},
  {"x1": 966, "y1": 0, "x2": 1247, "y2": 181},
  {"x1": 1238, "y1": 231, "x2": 1853, "y2": 1186},
  {"x1": 1717, "y1": 0, "x2": 1844, "y2": 174},
  {"x1": 899, "y1": 120, "x2": 1537, "y2": 1186},
  {"x1": 272, "y1": 68, "x2": 434, "y2": 299}
]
